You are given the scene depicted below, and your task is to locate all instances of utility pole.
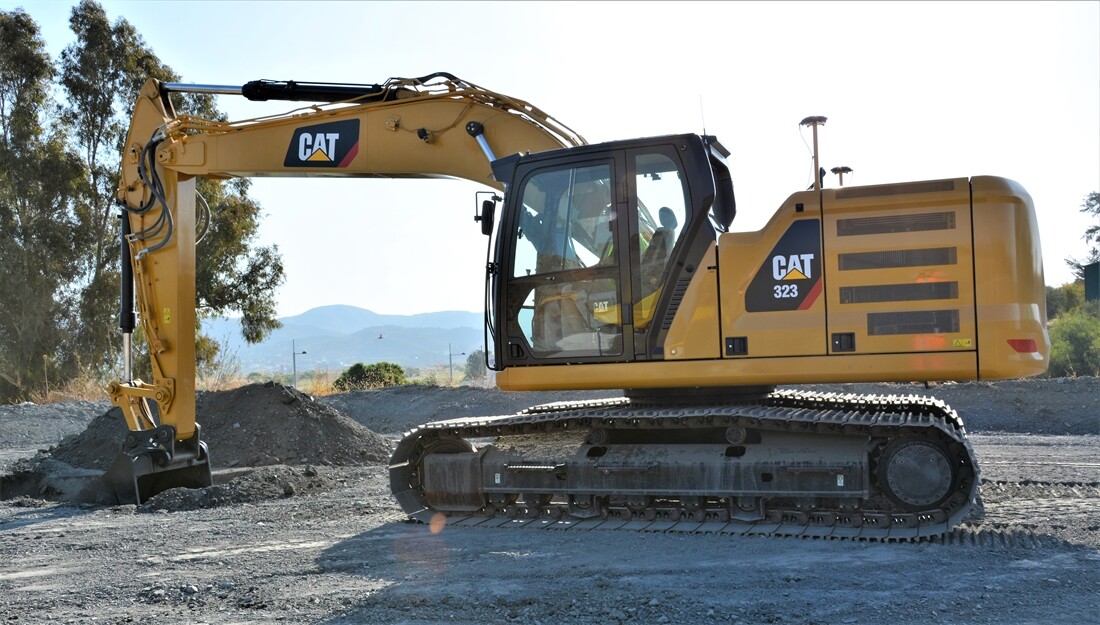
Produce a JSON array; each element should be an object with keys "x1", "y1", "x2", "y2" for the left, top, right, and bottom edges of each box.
[
  {"x1": 292, "y1": 340, "x2": 307, "y2": 389},
  {"x1": 448, "y1": 344, "x2": 466, "y2": 385}
]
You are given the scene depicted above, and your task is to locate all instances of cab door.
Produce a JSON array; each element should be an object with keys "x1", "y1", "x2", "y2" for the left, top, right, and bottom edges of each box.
[{"x1": 499, "y1": 155, "x2": 632, "y2": 364}]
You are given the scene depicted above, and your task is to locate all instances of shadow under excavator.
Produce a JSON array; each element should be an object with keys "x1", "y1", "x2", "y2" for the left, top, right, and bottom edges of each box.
[
  {"x1": 315, "y1": 519, "x2": 527, "y2": 625},
  {"x1": 313, "y1": 511, "x2": 1096, "y2": 625}
]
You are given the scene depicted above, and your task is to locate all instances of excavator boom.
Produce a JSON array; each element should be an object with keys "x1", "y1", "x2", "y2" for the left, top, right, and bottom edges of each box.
[{"x1": 96, "y1": 73, "x2": 583, "y2": 504}]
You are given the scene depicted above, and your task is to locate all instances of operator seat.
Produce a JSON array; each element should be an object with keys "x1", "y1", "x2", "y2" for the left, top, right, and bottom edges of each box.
[{"x1": 639, "y1": 206, "x2": 677, "y2": 295}]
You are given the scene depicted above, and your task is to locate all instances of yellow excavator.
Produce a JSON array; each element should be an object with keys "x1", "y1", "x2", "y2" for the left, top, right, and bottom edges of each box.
[{"x1": 97, "y1": 72, "x2": 1048, "y2": 540}]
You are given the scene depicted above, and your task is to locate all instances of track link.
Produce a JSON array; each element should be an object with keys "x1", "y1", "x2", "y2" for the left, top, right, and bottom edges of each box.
[{"x1": 389, "y1": 389, "x2": 979, "y2": 542}]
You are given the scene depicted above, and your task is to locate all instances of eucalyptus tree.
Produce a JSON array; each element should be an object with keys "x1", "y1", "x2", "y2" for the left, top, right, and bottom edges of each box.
[
  {"x1": 58, "y1": 0, "x2": 284, "y2": 380},
  {"x1": 1067, "y1": 191, "x2": 1099, "y2": 280},
  {"x1": 0, "y1": 8, "x2": 84, "y2": 401}
]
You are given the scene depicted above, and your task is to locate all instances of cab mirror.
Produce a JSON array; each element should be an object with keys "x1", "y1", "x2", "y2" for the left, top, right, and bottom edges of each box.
[{"x1": 475, "y1": 194, "x2": 499, "y2": 236}]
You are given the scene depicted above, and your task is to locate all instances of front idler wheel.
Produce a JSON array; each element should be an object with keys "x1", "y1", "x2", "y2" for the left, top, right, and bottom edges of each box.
[{"x1": 877, "y1": 439, "x2": 957, "y2": 510}]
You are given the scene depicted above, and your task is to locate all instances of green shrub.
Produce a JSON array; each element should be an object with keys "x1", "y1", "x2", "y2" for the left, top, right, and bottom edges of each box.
[
  {"x1": 333, "y1": 362, "x2": 407, "y2": 391},
  {"x1": 1048, "y1": 303, "x2": 1100, "y2": 377},
  {"x1": 1046, "y1": 282, "x2": 1084, "y2": 320}
]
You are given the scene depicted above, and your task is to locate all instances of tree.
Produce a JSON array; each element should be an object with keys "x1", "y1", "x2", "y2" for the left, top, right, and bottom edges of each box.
[
  {"x1": 333, "y1": 362, "x2": 407, "y2": 391},
  {"x1": 1067, "y1": 191, "x2": 1099, "y2": 280},
  {"x1": 463, "y1": 349, "x2": 488, "y2": 384},
  {"x1": 58, "y1": 0, "x2": 176, "y2": 374},
  {"x1": 0, "y1": 2, "x2": 286, "y2": 399},
  {"x1": 0, "y1": 9, "x2": 85, "y2": 401},
  {"x1": 56, "y1": 1, "x2": 284, "y2": 377}
]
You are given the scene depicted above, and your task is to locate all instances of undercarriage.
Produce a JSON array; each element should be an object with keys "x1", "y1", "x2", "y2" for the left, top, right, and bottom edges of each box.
[{"x1": 389, "y1": 389, "x2": 978, "y2": 541}]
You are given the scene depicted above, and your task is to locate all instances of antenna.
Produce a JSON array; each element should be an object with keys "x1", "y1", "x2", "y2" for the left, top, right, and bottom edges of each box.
[
  {"x1": 699, "y1": 94, "x2": 707, "y2": 136},
  {"x1": 831, "y1": 166, "x2": 853, "y2": 186},
  {"x1": 800, "y1": 116, "x2": 827, "y2": 190}
]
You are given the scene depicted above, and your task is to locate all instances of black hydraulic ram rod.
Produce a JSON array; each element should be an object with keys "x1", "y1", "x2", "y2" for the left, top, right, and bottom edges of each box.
[
  {"x1": 119, "y1": 212, "x2": 135, "y2": 382},
  {"x1": 158, "y1": 80, "x2": 386, "y2": 103},
  {"x1": 241, "y1": 80, "x2": 387, "y2": 102},
  {"x1": 160, "y1": 72, "x2": 462, "y2": 104}
]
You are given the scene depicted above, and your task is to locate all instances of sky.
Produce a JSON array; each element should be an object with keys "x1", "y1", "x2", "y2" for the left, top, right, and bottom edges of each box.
[{"x1": 9, "y1": 0, "x2": 1100, "y2": 317}]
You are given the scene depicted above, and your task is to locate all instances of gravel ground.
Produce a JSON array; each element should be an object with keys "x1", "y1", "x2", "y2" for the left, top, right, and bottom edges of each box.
[{"x1": 0, "y1": 378, "x2": 1097, "y2": 624}]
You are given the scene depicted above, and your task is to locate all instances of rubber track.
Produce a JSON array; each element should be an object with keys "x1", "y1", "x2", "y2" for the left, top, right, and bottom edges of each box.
[{"x1": 389, "y1": 389, "x2": 980, "y2": 542}]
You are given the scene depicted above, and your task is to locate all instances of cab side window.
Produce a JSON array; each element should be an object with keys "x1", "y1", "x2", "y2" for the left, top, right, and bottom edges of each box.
[{"x1": 633, "y1": 152, "x2": 688, "y2": 329}]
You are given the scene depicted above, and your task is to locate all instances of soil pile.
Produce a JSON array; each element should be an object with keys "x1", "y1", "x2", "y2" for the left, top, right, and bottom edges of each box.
[
  {"x1": 142, "y1": 465, "x2": 348, "y2": 511},
  {"x1": 2, "y1": 383, "x2": 392, "y2": 507},
  {"x1": 46, "y1": 408, "x2": 129, "y2": 470},
  {"x1": 194, "y1": 382, "x2": 392, "y2": 468},
  {"x1": 49, "y1": 382, "x2": 392, "y2": 470}
]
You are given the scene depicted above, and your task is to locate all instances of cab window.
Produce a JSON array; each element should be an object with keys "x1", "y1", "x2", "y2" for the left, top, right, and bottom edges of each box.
[
  {"x1": 633, "y1": 152, "x2": 688, "y2": 329},
  {"x1": 509, "y1": 163, "x2": 623, "y2": 358}
]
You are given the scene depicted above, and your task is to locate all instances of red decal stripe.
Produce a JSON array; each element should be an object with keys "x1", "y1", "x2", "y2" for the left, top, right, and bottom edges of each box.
[
  {"x1": 798, "y1": 278, "x2": 822, "y2": 310},
  {"x1": 338, "y1": 141, "x2": 359, "y2": 168}
]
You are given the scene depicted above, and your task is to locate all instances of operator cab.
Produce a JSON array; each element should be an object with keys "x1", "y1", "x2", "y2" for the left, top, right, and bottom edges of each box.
[{"x1": 486, "y1": 134, "x2": 734, "y2": 369}]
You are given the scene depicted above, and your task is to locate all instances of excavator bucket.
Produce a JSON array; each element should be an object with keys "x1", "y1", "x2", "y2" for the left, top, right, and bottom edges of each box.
[{"x1": 78, "y1": 425, "x2": 212, "y2": 505}]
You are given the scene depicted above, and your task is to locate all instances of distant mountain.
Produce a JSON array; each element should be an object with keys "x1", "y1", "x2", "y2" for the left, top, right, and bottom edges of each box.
[{"x1": 202, "y1": 305, "x2": 484, "y2": 374}]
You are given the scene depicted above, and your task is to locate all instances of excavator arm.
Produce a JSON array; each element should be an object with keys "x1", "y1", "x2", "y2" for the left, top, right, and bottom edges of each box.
[{"x1": 96, "y1": 73, "x2": 584, "y2": 504}]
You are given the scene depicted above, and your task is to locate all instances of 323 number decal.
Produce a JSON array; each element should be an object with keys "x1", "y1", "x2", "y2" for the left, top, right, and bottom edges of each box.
[{"x1": 773, "y1": 284, "x2": 799, "y2": 299}]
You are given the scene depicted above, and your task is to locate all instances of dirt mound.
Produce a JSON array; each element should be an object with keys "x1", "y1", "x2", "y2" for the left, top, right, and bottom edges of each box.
[
  {"x1": 48, "y1": 409, "x2": 130, "y2": 470},
  {"x1": 142, "y1": 465, "x2": 344, "y2": 511},
  {"x1": 50, "y1": 382, "x2": 392, "y2": 470},
  {"x1": 195, "y1": 382, "x2": 392, "y2": 468},
  {"x1": 2, "y1": 383, "x2": 392, "y2": 507}
]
